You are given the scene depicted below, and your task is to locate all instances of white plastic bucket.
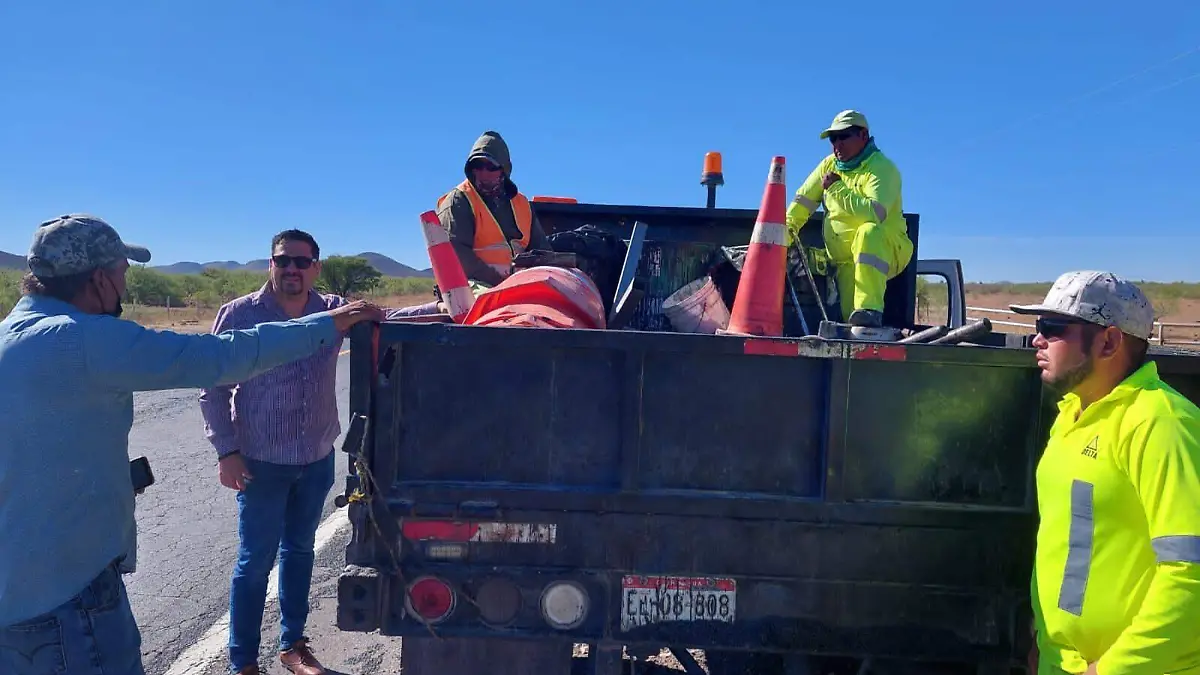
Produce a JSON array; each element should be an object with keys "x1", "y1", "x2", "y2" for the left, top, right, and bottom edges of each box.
[{"x1": 662, "y1": 276, "x2": 731, "y2": 334}]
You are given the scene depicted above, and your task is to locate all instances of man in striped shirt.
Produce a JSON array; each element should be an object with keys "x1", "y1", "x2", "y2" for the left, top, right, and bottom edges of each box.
[{"x1": 199, "y1": 229, "x2": 361, "y2": 675}]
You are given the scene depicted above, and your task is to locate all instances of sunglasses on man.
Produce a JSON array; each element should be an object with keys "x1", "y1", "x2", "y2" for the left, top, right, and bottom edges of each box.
[
  {"x1": 1036, "y1": 316, "x2": 1094, "y2": 339},
  {"x1": 271, "y1": 254, "x2": 316, "y2": 270},
  {"x1": 827, "y1": 130, "x2": 860, "y2": 143}
]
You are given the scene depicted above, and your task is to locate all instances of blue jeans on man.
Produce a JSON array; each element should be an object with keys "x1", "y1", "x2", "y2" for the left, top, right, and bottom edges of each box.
[
  {"x1": 228, "y1": 452, "x2": 335, "y2": 672},
  {"x1": 0, "y1": 560, "x2": 144, "y2": 675}
]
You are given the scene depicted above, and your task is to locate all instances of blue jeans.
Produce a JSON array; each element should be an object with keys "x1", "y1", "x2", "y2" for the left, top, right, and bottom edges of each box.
[
  {"x1": 228, "y1": 451, "x2": 335, "y2": 672},
  {"x1": 0, "y1": 560, "x2": 143, "y2": 675}
]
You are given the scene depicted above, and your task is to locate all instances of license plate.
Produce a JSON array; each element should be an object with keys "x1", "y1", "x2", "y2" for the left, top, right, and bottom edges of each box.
[{"x1": 620, "y1": 575, "x2": 736, "y2": 631}]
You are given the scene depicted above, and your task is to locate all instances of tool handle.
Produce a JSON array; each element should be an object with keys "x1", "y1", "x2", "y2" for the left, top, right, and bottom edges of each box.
[
  {"x1": 898, "y1": 324, "x2": 950, "y2": 344},
  {"x1": 929, "y1": 318, "x2": 992, "y2": 345}
]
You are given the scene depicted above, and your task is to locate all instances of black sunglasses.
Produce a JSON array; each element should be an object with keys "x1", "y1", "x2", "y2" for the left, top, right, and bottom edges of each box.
[
  {"x1": 272, "y1": 254, "x2": 315, "y2": 270},
  {"x1": 1036, "y1": 316, "x2": 1089, "y2": 339},
  {"x1": 470, "y1": 160, "x2": 502, "y2": 172},
  {"x1": 827, "y1": 130, "x2": 859, "y2": 143}
]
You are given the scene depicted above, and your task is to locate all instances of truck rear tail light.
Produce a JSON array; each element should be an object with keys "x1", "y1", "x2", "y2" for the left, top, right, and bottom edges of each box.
[
  {"x1": 474, "y1": 578, "x2": 522, "y2": 626},
  {"x1": 406, "y1": 576, "x2": 455, "y2": 624},
  {"x1": 539, "y1": 581, "x2": 588, "y2": 630}
]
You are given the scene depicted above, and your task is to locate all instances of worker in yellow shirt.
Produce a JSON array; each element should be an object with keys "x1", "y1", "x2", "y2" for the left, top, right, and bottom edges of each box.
[
  {"x1": 1009, "y1": 271, "x2": 1200, "y2": 675},
  {"x1": 785, "y1": 109, "x2": 912, "y2": 328}
]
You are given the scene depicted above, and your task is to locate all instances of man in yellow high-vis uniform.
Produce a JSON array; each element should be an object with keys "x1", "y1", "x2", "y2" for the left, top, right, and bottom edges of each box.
[
  {"x1": 1009, "y1": 271, "x2": 1200, "y2": 675},
  {"x1": 785, "y1": 110, "x2": 912, "y2": 328}
]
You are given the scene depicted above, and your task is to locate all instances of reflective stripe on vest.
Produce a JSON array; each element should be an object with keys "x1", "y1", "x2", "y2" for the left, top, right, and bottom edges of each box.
[{"x1": 439, "y1": 180, "x2": 532, "y2": 277}]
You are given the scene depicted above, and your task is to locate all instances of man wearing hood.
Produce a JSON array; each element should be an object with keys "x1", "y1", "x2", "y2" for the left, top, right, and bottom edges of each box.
[
  {"x1": 437, "y1": 130, "x2": 551, "y2": 288},
  {"x1": 785, "y1": 110, "x2": 912, "y2": 329}
]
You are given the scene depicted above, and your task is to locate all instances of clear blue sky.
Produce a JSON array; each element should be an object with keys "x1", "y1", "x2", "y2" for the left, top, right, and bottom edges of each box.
[{"x1": 3, "y1": 1, "x2": 1199, "y2": 282}]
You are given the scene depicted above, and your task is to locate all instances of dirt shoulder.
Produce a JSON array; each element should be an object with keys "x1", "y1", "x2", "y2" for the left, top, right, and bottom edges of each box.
[{"x1": 962, "y1": 292, "x2": 1200, "y2": 346}]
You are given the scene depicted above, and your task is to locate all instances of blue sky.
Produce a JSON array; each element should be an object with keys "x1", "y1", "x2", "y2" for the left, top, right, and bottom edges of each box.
[{"x1": 2, "y1": 1, "x2": 1199, "y2": 282}]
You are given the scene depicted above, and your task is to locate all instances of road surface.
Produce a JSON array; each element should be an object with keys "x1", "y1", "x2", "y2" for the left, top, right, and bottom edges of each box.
[{"x1": 123, "y1": 342, "x2": 401, "y2": 675}]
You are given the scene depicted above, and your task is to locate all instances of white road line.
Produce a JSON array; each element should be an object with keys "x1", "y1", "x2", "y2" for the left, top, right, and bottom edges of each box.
[{"x1": 163, "y1": 510, "x2": 351, "y2": 675}]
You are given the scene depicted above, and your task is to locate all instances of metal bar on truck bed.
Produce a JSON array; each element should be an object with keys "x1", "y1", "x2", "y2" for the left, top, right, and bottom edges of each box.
[{"x1": 611, "y1": 220, "x2": 648, "y2": 316}]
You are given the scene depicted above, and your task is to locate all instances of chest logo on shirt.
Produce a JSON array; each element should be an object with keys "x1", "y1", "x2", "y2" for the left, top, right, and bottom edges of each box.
[{"x1": 1081, "y1": 436, "x2": 1099, "y2": 459}]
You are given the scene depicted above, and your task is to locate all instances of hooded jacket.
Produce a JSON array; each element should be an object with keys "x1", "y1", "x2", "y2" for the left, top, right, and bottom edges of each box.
[{"x1": 437, "y1": 131, "x2": 551, "y2": 286}]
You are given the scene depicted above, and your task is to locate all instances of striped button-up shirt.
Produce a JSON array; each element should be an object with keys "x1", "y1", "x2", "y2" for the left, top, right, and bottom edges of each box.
[{"x1": 199, "y1": 283, "x2": 347, "y2": 466}]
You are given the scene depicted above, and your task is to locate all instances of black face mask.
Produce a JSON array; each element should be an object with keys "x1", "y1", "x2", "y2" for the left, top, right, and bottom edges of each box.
[{"x1": 93, "y1": 272, "x2": 123, "y2": 318}]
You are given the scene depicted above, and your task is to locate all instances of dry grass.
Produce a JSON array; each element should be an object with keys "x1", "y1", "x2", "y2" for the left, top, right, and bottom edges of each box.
[
  {"x1": 133, "y1": 293, "x2": 435, "y2": 332},
  {"x1": 922, "y1": 291, "x2": 1200, "y2": 348}
]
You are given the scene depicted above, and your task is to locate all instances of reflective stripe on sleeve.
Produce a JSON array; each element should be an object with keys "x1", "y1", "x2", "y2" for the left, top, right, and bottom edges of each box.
[
  {"x1": 1152, "y1": 535, "x2": 1200, "y2": 563},
  {"x1": 793, "y1": 195, "x2": 818, "y2": 211}
]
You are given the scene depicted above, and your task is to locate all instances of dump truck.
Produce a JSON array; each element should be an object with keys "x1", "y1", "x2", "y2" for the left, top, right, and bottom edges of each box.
[{"x1": 332, "y1": 159, "x2": 1200, "y2": 675}]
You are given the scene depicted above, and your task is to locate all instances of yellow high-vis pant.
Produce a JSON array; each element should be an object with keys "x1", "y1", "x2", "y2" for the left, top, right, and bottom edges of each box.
[{"x1": 829, "y1": 222, "x2": 913, "y2": 320}]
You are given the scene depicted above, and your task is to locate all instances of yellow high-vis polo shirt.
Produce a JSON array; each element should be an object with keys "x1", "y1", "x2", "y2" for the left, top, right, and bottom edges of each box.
[{"x1": 1032, "y1": 361, "x2": 1200, "y2": 675}]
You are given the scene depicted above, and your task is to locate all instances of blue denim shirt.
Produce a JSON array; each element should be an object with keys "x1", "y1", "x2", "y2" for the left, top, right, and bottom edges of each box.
[{"x1": 0, "y1": 294, "x2": 340, "y2": 627}]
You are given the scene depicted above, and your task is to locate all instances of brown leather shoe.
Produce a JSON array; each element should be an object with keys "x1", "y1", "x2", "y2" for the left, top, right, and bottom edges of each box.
[
  {"x1": 234, "y1": 666, "x2": 260, "y2": 675},
  {"x1": 280, "y1": 638, "x2": 326, "y2": 675}
]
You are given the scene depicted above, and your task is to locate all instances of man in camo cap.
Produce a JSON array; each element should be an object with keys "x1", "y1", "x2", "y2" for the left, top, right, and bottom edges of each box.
[
  {"x1": 0, "y1": 214, "x2": 382, "y2": 675},
  {"x1": 23, "y1": 213, "x2": 153, "y2": 317},
  {"x1": 1011, "y1": 271, "x2": 1200, "y2": 675}
]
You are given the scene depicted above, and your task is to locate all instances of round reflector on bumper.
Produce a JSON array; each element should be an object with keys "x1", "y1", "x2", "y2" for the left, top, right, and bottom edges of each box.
[
  {"x1": 540, "y1": 581, "x2": 588, "y2": 630},
  {"x1": 475, "y1": 577, "x2": 522, "y2": 626},
  {"x1": 406, "y1": 576, "x2": 455, "y2": 624}
]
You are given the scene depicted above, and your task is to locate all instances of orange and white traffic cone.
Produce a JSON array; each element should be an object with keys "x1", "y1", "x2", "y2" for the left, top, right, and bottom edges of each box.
[
  {"x1": 419, "y1": 210, "x2": 474, "y2": 323},
  {"x1": 723, "y1": 156, "x2": 788, "y2": 337}
]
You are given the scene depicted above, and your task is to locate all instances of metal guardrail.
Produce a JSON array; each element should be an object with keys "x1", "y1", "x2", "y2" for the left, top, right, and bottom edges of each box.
[{"x1": 966, "y1": 306, "x2": 1200, "y2": 347}]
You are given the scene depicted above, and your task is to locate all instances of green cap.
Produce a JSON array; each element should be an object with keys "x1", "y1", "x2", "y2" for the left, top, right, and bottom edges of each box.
[{"x1": 819, "y1": 110, "x2": 869, "y2": 139}]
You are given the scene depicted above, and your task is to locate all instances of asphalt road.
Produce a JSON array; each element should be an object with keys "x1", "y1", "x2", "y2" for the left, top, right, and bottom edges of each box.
[{"x1": 123, "y1": 341, "x2": 358, "y2": 675}]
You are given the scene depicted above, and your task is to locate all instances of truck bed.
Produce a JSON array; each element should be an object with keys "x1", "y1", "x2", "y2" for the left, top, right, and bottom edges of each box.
[{"x1": 339, "y1": 322, "x2": 1059, "y2": 666}]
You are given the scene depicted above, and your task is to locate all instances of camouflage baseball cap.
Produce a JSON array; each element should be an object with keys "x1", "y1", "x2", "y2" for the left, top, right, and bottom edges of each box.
[
  {"x1": 27, "y1": 214, "x2": 151, "y2": 278},
  {"x1": 1009, "y1": 270, "x2": 1155, "y2": 341}
]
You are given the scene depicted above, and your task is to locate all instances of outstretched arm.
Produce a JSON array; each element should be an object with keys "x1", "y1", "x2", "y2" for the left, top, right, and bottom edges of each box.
[{"x1": 84, "y1": 311, "x2": 340, "y2": 393}]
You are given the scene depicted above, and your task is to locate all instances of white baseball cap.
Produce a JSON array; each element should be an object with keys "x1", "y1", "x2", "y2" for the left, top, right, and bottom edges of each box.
[{"x1": 1009, "y1": 270, "x2": 1154, "y2": 341}]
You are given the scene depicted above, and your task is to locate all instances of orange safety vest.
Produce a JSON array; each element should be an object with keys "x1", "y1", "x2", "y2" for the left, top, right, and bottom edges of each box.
[{"x1": 438, "y1": 180, "x2": 533, "y2": 278}]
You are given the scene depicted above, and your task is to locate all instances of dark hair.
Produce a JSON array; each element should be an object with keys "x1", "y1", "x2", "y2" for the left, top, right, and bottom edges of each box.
[
  {"x1": 271, "y1": 229, "x2": 319, "y2": 259},
  {"x1": 1079, "y1": 323, "x2": 1150, "y2": 377},
  {"x1": 19, "y1": 271, "x2": 94, "y2": 303},
  {"x1": 1127, "y1": 336, "x2": 1150, "y2": 369},
  {"x1": 1078, "y1": 323, "x2": 1104, "y2": 352}
]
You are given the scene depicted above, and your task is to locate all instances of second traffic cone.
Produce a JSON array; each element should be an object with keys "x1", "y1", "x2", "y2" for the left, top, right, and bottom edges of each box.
[
  {"x1": 419, "y1": 210, "x2": 474, "y2": 323},
  {"x1": 723, "y1": 155, "x2": 788, "y2": 337}
]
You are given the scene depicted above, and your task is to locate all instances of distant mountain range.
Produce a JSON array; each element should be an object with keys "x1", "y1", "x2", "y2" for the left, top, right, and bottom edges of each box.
[
  {"x1": 0, "y1": 250, "x2": 433, "y2": 278},
  {"x1": 0, "y1": 250, "x2": 23, "y2": 271}
]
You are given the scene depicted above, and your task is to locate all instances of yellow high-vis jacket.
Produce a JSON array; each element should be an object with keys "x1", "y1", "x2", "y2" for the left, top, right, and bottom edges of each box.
[
  {"x1": 784, "y1": 150, "x2": 907, "y2": 264},
  {"x1": 1032, "y1": 361, "x2": 1200, "y2": 675}
]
